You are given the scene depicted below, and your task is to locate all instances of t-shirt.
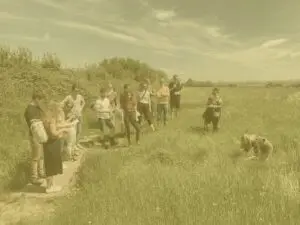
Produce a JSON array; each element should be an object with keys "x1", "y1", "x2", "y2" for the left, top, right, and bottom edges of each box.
[
  {"x1": 120, "y1": 92, "x2": 137, "y2": 112},
  {"x1": 107, "y1": 90, "x2": 117, "y2": 107},
  {"x1": 94, "y1": 97, "x2": 111, "y2": 119},
  {"x1": 61, "y1": 94, "x2": 85, "y2": 118},
  {"x1": 207, "y1": 94, "x2": 222, "y2": 112},
  {"x1": 169, "y1": 81, "x2": 182, "y2": 96},
  {"x1": 24, "y1": 103, "x2": 43, "y2": 135},
  {"x1": 137, "y1": 90, "x2": 151, "y2": 104}
]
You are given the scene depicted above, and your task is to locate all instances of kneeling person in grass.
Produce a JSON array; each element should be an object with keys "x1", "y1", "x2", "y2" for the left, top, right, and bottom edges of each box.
[{"x1": 92, "y1": 88, "x2": 117, "y2": 147}]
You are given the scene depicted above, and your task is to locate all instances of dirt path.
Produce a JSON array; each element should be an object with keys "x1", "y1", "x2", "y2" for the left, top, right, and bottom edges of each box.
[
  {"x1": 0, "y1": 123, "x2": 167, "y2": 225},
  {"x1": 0, "y1": 134, "x2": 112, "y2": 225}
]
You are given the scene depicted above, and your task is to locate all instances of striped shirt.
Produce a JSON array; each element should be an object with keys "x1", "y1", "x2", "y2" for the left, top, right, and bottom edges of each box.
[{"x1": 94, "y1": 97, "x2": 112, "y2": 119}]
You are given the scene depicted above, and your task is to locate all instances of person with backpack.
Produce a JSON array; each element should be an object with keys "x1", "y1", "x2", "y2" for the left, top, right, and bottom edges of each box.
[{"x1": 137, "y1": 82, "x2": 155, "y2": 131}]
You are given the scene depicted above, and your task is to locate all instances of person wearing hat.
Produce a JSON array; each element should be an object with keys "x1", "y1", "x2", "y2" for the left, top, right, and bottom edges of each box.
[
  {"x1": 137, "y1": 82, "x2": 155, "y2": 131},
  {"x1": 168, "y1": 75, "x2": 183, "y2": 119},
  {"x1": 202, "y1": 87, "x2": 223, "y2": 132}
]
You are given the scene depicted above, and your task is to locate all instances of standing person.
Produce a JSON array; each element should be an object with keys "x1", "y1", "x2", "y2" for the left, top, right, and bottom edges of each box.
[
  {"x1": 156, "y1": 79, "x2": 170, "y2": 126},
  {"x1": 106, "y1": 82, "x2": 125, "y2": 134},
  {"x1": 146, "y1": 79, "x2": 156, "y2": 119},
  {"x1": 137, "y1": 82, "x2": 155, "y2": 131},
  {"x1": 24, "y1": 89, "x2": 47, "y2": 185},
  {"x1": 61, "y1": 101, "x2": 78, "y2": 161},
  {"x1": 42, "y1": 101, "x2": 76, "y2": 193},
  {"x1": 60, "y1": 83, "x2": 85, "y2": 150},
  {"x1": 169, "y1": 75, "x2": 183, "y2": 119},
  {"x1": 92, "y1": 88, "x2": 117, "y2": 147},
  {"x1": 120, "y1": 84, "x2": 141, "y2": 145},
  {"x1": 202, "y1": 88, "x2": 223, "y2": 132}
]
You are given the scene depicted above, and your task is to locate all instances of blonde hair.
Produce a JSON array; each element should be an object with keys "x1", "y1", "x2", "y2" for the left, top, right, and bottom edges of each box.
[{"x1": 44, "y1": 101, "x2": 63, "y2": 122}]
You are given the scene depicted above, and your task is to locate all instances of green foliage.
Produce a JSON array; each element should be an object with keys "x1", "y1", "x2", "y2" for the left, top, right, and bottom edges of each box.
[{"x1": 0, "y1": 45, "x2": 169, "y2": 192}]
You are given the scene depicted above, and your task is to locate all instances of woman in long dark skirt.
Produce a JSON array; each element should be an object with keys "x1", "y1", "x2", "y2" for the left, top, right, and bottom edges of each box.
[{"x1": 43, "y1": 101, "x2": 76, "y2": 193}]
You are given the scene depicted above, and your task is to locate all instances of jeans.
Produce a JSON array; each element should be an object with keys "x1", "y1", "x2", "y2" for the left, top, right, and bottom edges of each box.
[{"x1": 157, "y1": 103, "x2": 168, "y2": 125}]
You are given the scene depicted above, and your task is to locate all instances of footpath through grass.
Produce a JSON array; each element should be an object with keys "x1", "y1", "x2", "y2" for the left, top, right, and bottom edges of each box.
[{"x1": 18, "y1": 87, "x2": 300, "y2": 224}]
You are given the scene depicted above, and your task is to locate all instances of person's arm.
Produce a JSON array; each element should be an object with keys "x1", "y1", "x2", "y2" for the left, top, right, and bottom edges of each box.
[
  {"x1": 119, "y1": 94, "x2": 125, "y2": 110},
  {"x1": 60, "y1": 96, "x2": 69, "y2": 108},
  {"x1": 132, "y1": 93, "x2": 138, "y2": 111},
  {"x1": 49, "y1": 119, "x2": 66, "y2": 138},
  {"x1": 80, "y1": 95, "x2": 85, "y2": 110}
]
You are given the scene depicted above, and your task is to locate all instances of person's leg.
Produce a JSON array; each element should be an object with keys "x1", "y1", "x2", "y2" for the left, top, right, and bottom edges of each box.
[
  {"x1": 170, "y1": 96, "x2": 175, "y2": 119},
  {"x1": 163, "y1": 104, "x2": 168, "y2": 125},
  {"x1": 212, "y1": 116, "x2": 220, "y2": 132},
  {"x1": 29, "y1": 136, "x2": 44, "y2": 185},
  {"x1": 123, "y1": 112, "x2": 131, "y2": 145},
  {"x1": 105, "y1": 119, "x2": 117, "y2": 146},
  {"x1": 175, "y1": 95, "x2": 181, "y2": 117},
  {"x1": 128, "y1": 112, "x2": 141, "y2": 144},
  {"x1": 156, "y1": 104, "x2": 162, "y2": 125},
  {"x1": 143, "y1": 103, "x2": 155, "y2": 131},
  {"x1": 76, "y1": 116, "x2": 83, "y2": 147}
]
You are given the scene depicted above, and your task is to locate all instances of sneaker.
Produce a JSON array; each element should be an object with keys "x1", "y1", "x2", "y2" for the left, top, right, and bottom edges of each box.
[
  {"x1": 45, "y1": 185, "x2": 62, "y2": 193},
  {"x1": 30, "y1": 178, "x2": 44, "y2": 186}
]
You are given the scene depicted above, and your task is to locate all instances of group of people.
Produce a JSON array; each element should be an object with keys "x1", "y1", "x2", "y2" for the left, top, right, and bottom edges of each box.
[
  {"x1": 24, "y1": 84, "x2": 85, "y2": 193},
  {"x1": 90, "y1": 75, "x2": 184, "y2": 146},
  {"x1": 24, "y1": 74, "x2": 222, "y2": 194}
]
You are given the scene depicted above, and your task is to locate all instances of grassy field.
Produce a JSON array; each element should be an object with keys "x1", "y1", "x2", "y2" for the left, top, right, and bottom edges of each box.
[{"x1": 16, "y1": 86, "x2": 300, "y2": 225}]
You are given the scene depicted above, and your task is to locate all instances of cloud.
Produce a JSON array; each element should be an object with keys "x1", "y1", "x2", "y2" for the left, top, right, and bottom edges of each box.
[
  {"x1": 31, "y1": 0, "x2": 66, "y2": 11},
  {"x1": 0, "y1": 32, "x2": 51, "y2": 42},
  {"x1": 53, "y1": 20, "x2": 139, "y2": 43},
  {"x1": 0, "y1": 12, "x2": 34, "y2": 21},
  {"x1": 152, "y1": 9, "x2": 176, "y2": 21},
  {"x1": 260, "y1": 38, "x2": 288, "y2": 48}
]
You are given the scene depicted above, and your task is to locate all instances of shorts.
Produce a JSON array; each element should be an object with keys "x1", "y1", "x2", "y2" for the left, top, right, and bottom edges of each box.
[{"x1": 170, "y1": 95, "x2": 181, "y2": 109}]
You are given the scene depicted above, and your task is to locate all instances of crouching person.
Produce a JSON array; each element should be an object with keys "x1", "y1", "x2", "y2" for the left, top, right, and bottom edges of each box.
[
  {"x1": 203, "y1": 88, "x2": 223, "y2": 132},
  {"x1": 92, "y1": 88, "x2": 117, "y2": 147}
]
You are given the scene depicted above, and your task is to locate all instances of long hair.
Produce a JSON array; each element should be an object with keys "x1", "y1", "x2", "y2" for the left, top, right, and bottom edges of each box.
[{"x1": 43, "y1": 101, "x2": 63, "y2": 123}]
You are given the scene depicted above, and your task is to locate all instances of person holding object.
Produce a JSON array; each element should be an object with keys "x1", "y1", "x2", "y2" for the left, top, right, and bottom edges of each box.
[
  {"x1": 202, "y1": 87, "x2": 223, "y2": 132},
  {"x1": 42, "y1": 101, "x2": 75, "y2": 193},
  {"x1": 137, "y1": 82, "x2": 155, "y2": 131},
  {"x1": 24, "y1": 89, "x2": 47, "y2": 185}
]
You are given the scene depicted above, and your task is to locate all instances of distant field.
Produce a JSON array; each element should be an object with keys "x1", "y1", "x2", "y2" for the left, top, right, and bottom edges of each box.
[{"x1": 18, "y1": 86, "x2": 300, "y2": 225}]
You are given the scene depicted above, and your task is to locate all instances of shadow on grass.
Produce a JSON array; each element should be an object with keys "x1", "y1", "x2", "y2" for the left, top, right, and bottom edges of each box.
[
  {"x1": 228, "y1": 150, "x2": 245, "y2": 163},
  {"x1": 188, "y1": 148, "x2": 208, "y2": 163},
  {"x1": 146, "y1": 149, "x2": 174, "y2": 165},
  {"x1": 188, "y1": 126, "x2": 206, "y2": 135},
  {"x1": 7, "y1": 160, "x2": 30, "y2": 191}
]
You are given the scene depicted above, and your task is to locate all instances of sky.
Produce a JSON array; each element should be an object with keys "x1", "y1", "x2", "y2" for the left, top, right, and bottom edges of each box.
[{"x1": 1, "y1": 0, "x2": 300, "y2": 81}]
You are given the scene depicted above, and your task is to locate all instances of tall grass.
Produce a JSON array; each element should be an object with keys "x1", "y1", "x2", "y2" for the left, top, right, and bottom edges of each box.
[{"x1": 20, "y1": 86, "x2": 300, "y2": 225}]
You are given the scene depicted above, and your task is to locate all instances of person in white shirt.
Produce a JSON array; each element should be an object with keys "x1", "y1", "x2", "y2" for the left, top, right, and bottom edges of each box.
[
  {"x1": 92, "y1": 88, "x2": 117, "y2": 147},
  {"x1": 137, "y1": 82, "x2": 155, "y2": 131},
  {"x1": 60, "y1": 84, "x2": 85, "y2": 150}
]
